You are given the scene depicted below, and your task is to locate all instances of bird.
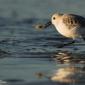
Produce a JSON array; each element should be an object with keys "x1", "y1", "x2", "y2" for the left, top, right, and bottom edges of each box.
[{"x1": 35, "y1": 13, "x2": 85, "y2": 47}]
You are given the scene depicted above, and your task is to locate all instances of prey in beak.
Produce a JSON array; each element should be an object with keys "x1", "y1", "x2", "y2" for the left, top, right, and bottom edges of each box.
[{"x1": 34, "y1": 21, "x2": 51, "y2": 30}]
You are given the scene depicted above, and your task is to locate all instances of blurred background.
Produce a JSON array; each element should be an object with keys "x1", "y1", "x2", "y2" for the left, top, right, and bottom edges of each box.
[{"x1": 0, "y1": 0, "x2": 85, "y2": 19}]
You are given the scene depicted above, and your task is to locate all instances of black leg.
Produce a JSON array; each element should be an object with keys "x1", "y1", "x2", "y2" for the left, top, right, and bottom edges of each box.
[{"x1": 57, "y1": 41, "x2": 75, "y2": 48}]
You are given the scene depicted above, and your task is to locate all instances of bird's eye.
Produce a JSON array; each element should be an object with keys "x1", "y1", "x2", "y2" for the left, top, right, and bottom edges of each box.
[{"x1": 53, "y1": 17, "x2": 56, "y2": 20}]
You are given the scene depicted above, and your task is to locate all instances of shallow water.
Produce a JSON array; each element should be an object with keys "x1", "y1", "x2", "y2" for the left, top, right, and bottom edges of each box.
[
  {"x1": 0, "y1": 0, "x2": 85, "y2": 85},
  {"x1": 0, "y1": 19, "x2": 84, "y2": 85}
]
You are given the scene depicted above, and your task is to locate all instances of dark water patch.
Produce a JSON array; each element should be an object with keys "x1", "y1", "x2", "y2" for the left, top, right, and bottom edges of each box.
[
  {"x1": 43, "y1": 37, "x2": 69, "y2": 41},
  {"x1": 0, "y1": 39, "x2": 11, "y2": 44},
  {"x1": 3, "y1": 79, "x2": 24, "y2": 83},
  {"x1": 0, "y1": 49, "x2": 10, "y2": 59},
  {"x1": 27, "y1": 81, "x2": 73, "y2": 85},
  {"x1": 33, "y1": 37, "x2": 61, "y2": 42}
]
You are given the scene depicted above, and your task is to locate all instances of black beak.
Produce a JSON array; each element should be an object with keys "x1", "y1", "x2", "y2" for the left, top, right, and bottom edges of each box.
[{"x1": 44, "y1": 21, "x2": 52, "y2": 28}]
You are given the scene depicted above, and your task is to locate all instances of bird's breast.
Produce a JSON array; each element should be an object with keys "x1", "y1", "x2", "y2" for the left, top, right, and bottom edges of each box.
[{"x1": 54, "y1": 22, "x2": 75, "y2": 38}]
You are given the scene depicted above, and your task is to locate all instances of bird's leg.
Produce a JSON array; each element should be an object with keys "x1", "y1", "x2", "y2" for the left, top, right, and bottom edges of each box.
[
  {"x1": 57, "y1": 36, "x2": 85, "y2": 48},
  {"x1": 57, "y1": 41, "x2": 75, "y2": 48}
]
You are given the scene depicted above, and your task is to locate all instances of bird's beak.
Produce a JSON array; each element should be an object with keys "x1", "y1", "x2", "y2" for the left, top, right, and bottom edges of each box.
[
  {"x1": 44, "y1": 21, "x2": 52, "y2": 28},
  {"x1": 34, "y1": 21, "x2": 52, "y2": 30}
]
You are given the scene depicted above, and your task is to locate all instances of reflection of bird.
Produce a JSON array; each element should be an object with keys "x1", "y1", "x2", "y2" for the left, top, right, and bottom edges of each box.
[
  {"x1": 52, "y1": 51, "x2": 85, "y2": 64},
  {"x1": 35, "y1": 67, "x2": 85, "y2": 83},
  {"x1": 35, "y1": 13, "x2": 85, "y2": 47},
  {"x1": 51, "y1": 67, "x2": 85, "y2": 83}
]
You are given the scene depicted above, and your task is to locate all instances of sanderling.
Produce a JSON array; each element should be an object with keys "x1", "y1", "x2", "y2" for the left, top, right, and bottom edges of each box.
[{"x1": 35, "y1": 13, "x2": 85, "y2": 47}]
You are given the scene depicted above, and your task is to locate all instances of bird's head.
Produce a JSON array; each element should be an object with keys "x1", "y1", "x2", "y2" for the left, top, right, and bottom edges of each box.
[
  {"x1": 51, "y1": 13, "x2": 63, "y2": 26},
  {"x1": 34, "y1": 13, "x2": 63, "y2": 30}
]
